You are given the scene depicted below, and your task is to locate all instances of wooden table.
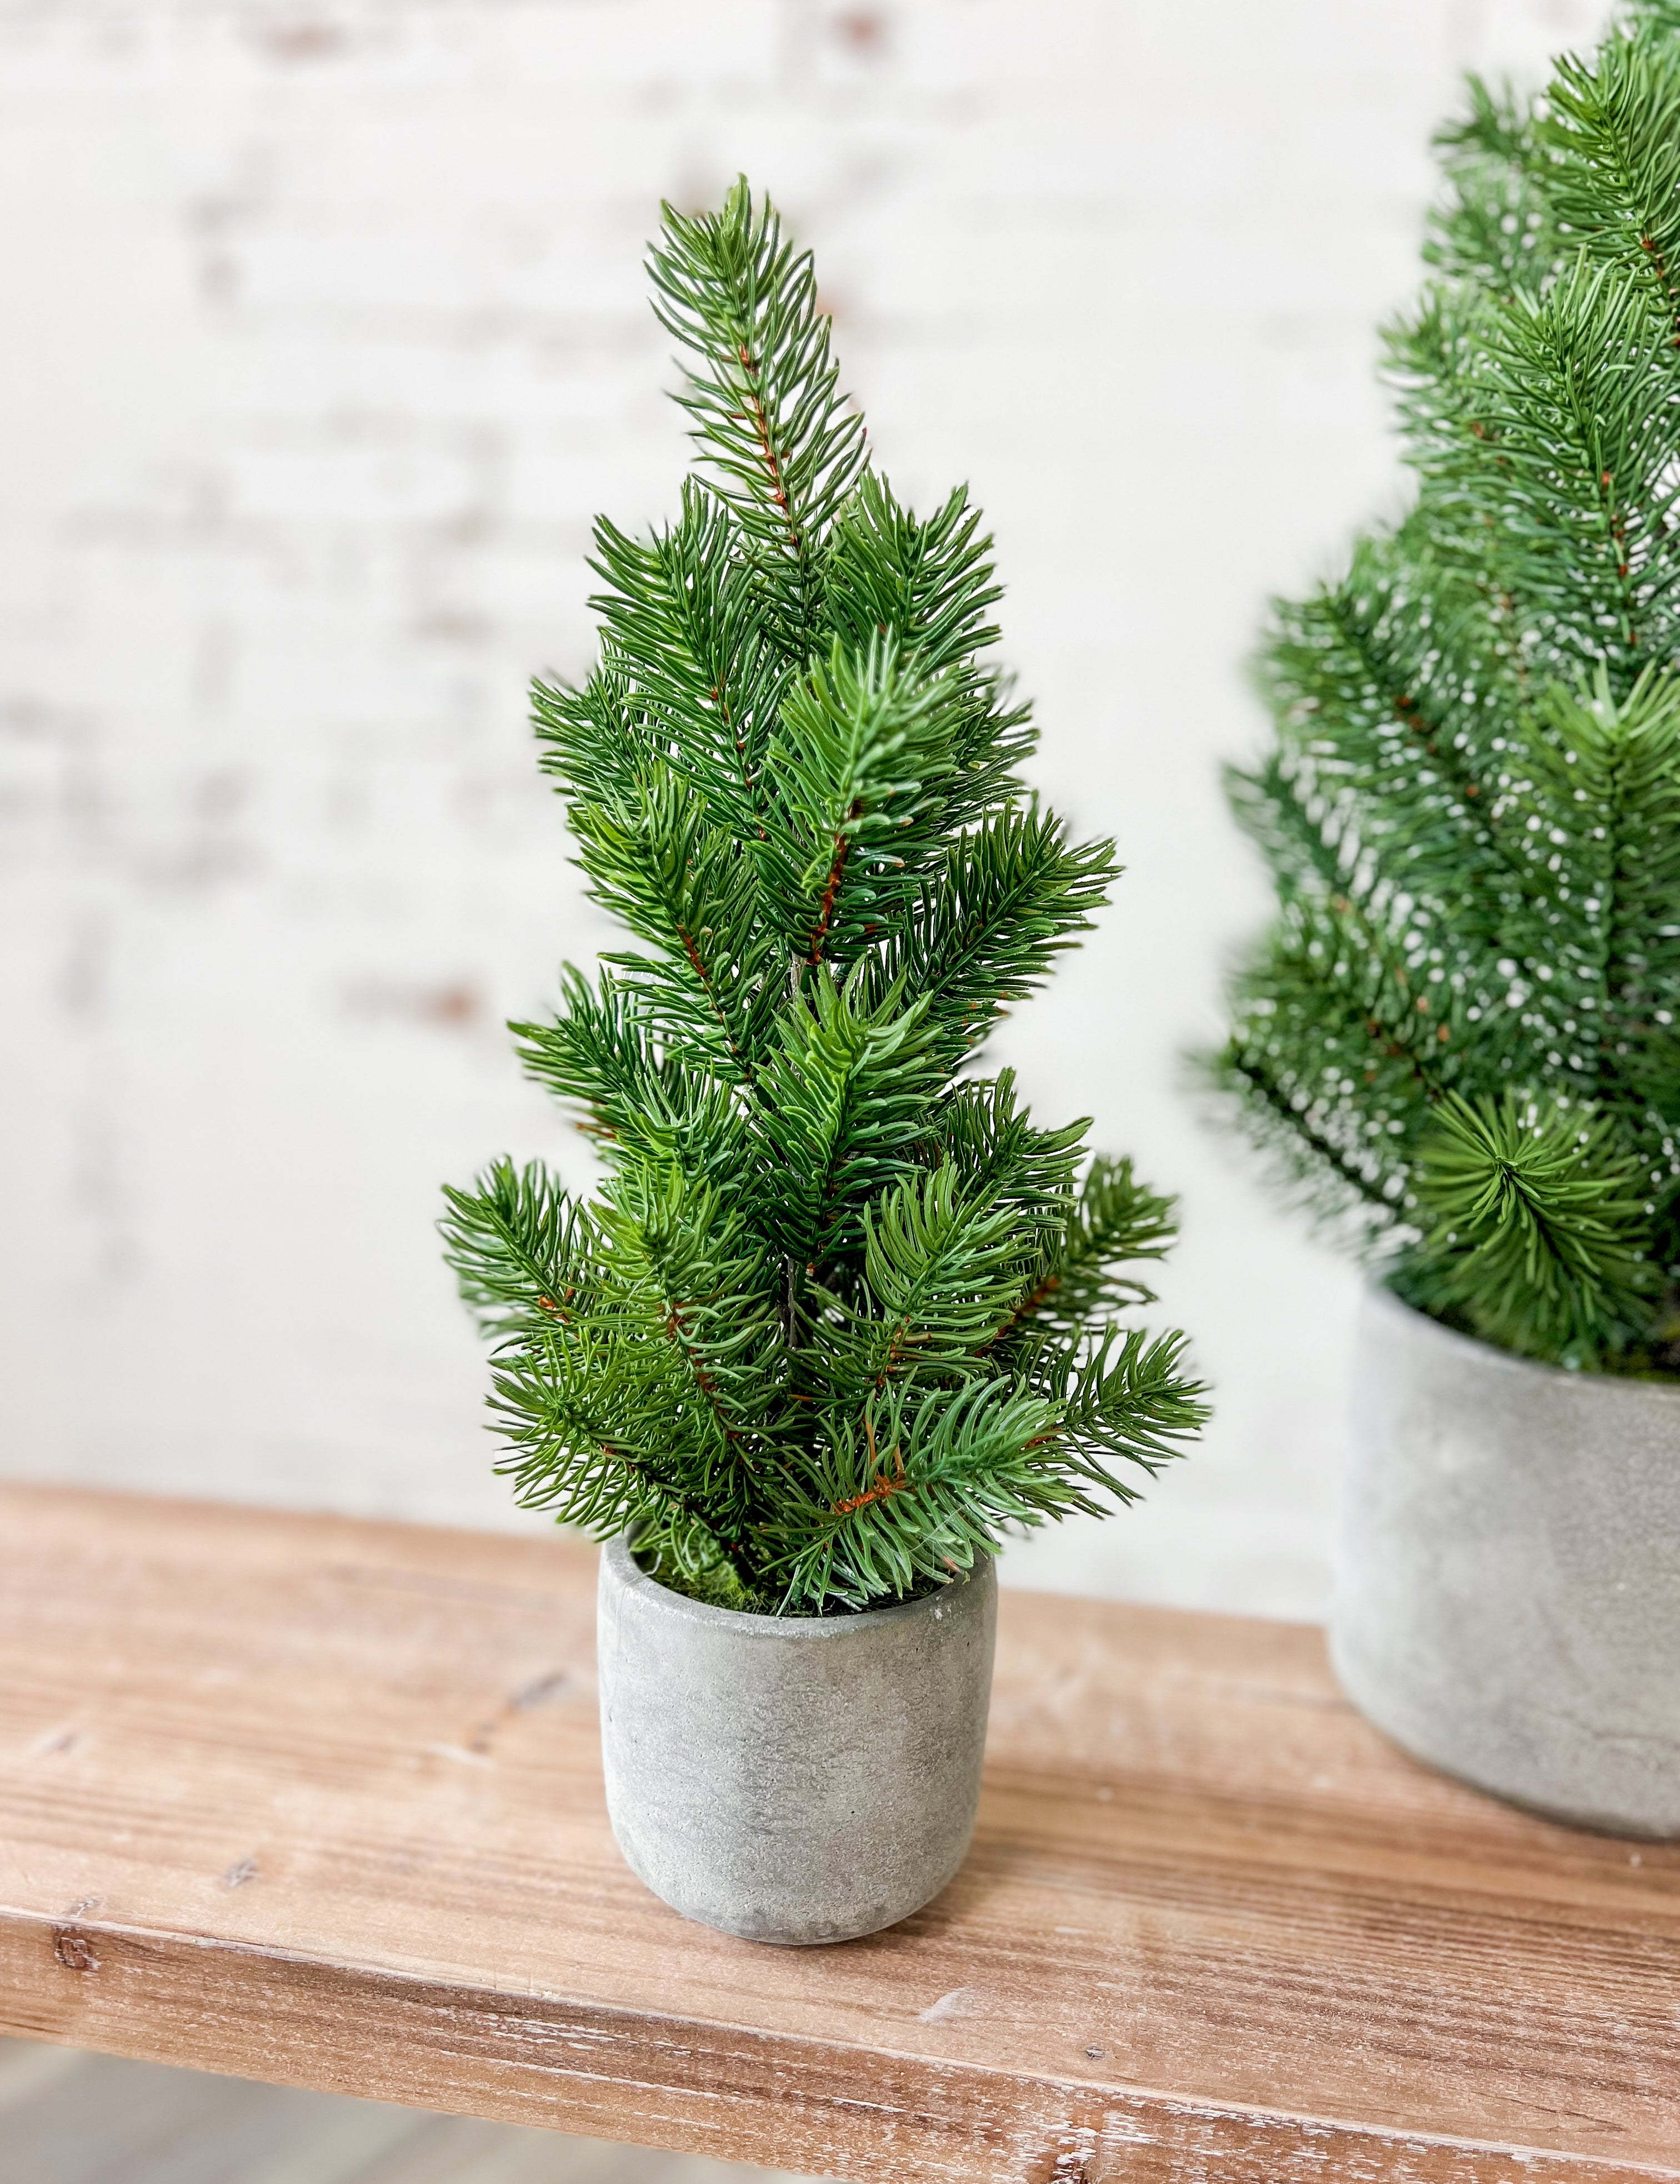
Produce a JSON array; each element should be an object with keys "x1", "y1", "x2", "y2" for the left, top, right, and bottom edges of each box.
[{"x1": 0, "y1": 1485, "x2": 1675, "y2": 2183}]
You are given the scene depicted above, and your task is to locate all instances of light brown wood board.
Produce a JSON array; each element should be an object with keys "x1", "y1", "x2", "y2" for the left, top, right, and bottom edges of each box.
[{"x1": 0, "y1": 1483, "x2": 1675, "y2": 2182}]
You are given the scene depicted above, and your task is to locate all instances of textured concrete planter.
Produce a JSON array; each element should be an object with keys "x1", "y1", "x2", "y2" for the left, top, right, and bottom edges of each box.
[
  {"x1": 1332, "y1": 1282, "x2": 1680, "y2": 1837},
  {"x1": 597, "y1": 1538, "x2": 996, "y2": 1943}
]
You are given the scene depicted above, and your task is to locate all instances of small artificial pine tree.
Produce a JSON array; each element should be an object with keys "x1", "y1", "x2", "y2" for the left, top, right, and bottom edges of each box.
[
  {"x1": 442, "y1": 182, "x2": 1206, "y2": 1614},
  {"x1": 1209, "y1": 1, "x2": 1680, "y2": 1373}
]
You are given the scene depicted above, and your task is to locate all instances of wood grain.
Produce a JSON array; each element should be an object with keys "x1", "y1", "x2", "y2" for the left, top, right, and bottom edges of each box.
[{"x1": 0, "y1": 1484, "x2": 1676, "y2": 2183}]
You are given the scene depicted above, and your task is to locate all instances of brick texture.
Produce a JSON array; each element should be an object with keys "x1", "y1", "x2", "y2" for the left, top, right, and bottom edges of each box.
[{"x1": 0, "y1": 0, "x2": 1613, "y2": 1615}]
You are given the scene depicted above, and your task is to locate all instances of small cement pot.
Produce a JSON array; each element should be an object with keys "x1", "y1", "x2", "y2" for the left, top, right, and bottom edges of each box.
[
  {"x1": 1332, "y1": 1282, "x2": 1680, "y2": 1837},
  {"x1": 596, "y1": 1538, "x2": 996, "y2": 1943}
]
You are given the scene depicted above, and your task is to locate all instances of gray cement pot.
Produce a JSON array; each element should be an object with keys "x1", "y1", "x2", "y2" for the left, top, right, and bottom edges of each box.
[
  {"x1": 1332, "y1": 1282, "x2": 1680, "y2": 1837},
  {"x1": 596, "y1": 1538, "x2": 996, "y2": 1944}
]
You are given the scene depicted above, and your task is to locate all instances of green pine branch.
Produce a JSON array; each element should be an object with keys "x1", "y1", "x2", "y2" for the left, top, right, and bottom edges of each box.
[
  {"x1": 648, "y1": 178, "x2": 866, "y2": 647},
  {"x1": 753, "y1": 967, "x2": 943, "y2": 1268},
  {"x1": 879, "y1": 803, "x2": 1117, "y2": 1064},
  {"x1": 1546, "y1": 28, "x2": 1680, "y2": 338},
  {"x1": 1406, "y1": 1091, "x2": 1656, "y2": 1359},
  {"x1": 757, "y1": 634, "x2": 962, "y2": 967}
]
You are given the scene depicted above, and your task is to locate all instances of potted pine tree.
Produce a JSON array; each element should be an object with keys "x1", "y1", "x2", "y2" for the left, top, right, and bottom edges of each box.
[
  {"x1": 443, "y1": 181, "x2": 1206, "y2": 1942},
  {"x1": 1209, "y1": 5, "x2": 1680, "y2": 1837}
]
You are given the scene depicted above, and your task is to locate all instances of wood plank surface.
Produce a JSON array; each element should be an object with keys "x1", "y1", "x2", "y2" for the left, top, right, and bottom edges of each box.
[{"x1": 0, "y1": 1483, "x2": 1675, "y2": 2183}]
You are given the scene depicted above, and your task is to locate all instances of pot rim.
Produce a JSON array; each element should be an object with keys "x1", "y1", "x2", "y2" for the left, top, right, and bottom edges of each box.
[
  {"x1": 1363, "y1": 1274, "x2": 1680, "y2": 1401},
  {"x1": 601, "y1": 1530, "x2": 992, "y2": 1640}
]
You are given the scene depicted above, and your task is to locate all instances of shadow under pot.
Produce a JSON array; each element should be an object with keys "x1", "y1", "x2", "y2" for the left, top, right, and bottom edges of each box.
[
  {"x1": 596, "y1": 1537, "x2": 997, "y2": 1945},
  {"x1": 1333, "y1": 1282, "x2": 1680, "y2": 1838}
]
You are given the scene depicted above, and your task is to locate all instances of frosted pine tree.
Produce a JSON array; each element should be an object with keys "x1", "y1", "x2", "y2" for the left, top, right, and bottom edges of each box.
[{"x1": 1210, "y1": 3, "x2": 1680, "y2": 1370}]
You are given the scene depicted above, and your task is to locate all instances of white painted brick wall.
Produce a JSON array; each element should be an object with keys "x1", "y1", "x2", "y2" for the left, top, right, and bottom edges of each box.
[{"x1": 0, "y1": 0, "x2": 1613, "y2": 1616}]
